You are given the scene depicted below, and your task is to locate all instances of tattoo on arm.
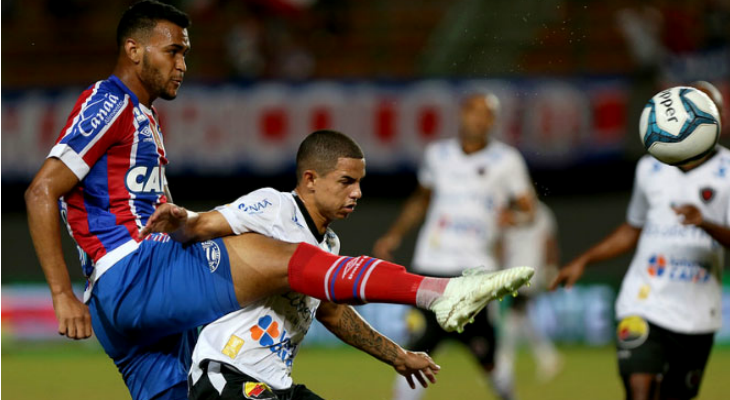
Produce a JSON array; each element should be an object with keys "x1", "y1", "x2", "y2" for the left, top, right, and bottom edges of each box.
[{"x1": 329, "y1": 305, "x2": 402, "y2": 365}]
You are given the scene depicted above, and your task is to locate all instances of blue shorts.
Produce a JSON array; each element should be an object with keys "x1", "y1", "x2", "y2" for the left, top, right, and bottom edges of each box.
[{"x1": 88, "y1": 237, "x2": 239, "y2": 400}]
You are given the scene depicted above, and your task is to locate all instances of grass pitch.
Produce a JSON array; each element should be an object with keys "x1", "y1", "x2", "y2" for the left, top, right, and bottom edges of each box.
[{"x1": 2, "y1": 341, "x2": 729, "y2": 399}]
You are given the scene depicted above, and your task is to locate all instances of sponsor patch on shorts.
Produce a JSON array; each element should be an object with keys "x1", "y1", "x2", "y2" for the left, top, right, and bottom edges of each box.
[
  {"x1": 243, "y1": 381, "x2": 275, "y2": 399},
  {"x1": 617, "y1": 315, "x2": 649, "y2": 349}
]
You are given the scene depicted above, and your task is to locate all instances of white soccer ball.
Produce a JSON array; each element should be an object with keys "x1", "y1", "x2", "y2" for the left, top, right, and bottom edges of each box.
[{"x1": 639, "y1": 86, "x2": 721, "y2": 165}]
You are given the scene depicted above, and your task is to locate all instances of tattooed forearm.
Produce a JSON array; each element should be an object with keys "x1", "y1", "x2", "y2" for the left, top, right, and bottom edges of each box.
[{"x1": 328, "y1": 305, "x2": 402, "y2": 365}]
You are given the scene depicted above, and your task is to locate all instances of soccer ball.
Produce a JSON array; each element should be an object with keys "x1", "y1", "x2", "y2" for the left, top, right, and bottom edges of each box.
[{"x1": 639, "y1": 86, "x2": 722, "y2": 165}]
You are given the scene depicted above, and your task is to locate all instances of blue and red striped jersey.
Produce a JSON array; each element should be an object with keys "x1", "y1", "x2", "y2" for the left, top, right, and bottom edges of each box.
[{"x1": 49, "y1": 75, "x2": 169, "y2": 277}]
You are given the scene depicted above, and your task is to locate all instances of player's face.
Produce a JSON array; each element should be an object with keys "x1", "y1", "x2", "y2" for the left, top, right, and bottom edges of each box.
[
  {"x1": 140, "y1": 21, "x2": 189, "y2": 101},
  {"x1": 459, "y1": 96, "x2": 496, "y2": 143},
  {"x1": 313, "y1": 157, "x2": 366, "y2": 221}
]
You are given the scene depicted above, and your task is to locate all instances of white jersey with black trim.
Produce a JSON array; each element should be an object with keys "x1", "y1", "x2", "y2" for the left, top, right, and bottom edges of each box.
[
  {"x1": 413, "y1": 138, "x2": 532, "y2": 276},
  {"x1": 190, "y1": 188, "x2": 340, "y2": 390},
  {"x1": 616, "y1": 148, "x2": 730, "y2": 334}
]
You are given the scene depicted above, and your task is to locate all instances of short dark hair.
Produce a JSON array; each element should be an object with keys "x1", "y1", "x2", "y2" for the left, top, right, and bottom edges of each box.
[
  {"x1": 296, "y1": 130, "x2": 364, "y2": 183},
  {"x1": 116, "y1": 0, "x2": 190, "y2": 48}
]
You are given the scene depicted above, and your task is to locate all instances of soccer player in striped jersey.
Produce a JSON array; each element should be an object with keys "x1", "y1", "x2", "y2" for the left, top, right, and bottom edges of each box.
[
  {"x1": 551, "y1": 81, "x2": 728, "y2": 400},
  {"x1": 178, "y1": 130, "x2": 438, "y2": 400},
  {"x1": 24, "y1": 2, "x2": 532, "y2": 400}
]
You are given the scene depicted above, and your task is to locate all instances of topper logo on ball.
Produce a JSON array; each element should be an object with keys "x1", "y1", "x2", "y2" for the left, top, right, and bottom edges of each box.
[{"x1": 658, "y1": 90, "x2": 679, "y2": 123}]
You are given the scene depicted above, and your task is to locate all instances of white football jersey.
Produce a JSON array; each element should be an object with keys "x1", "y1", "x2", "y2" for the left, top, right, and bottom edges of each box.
[
  {"x1": 501, "y1": 202, "x2": 558, "y2": 293},
  {"x1": 616, "y1": 148, "x2": 730, "y2": 334},
  {"x1": 413, "y1": 138, "x2": 532, "y2": 276},
  {"x1": 189, "y1": 188, "x2": 340, "y2": 389}
]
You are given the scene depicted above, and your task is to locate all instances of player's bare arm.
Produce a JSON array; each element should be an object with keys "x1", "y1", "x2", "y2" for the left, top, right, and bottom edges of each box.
[
  {"x1": 550, "y1": 222, "x2": 641, "y2": 290},
  {"x1": 673, "y1": 204, "x2": 730, "y2": 248},
  {"x1": 316, "y1": 302, "x2": 440, "y2": 389},
  {"x1": 499, "y1": 192, "x2": 536, "y2": 227},
  {"x1": 139, "y1": 204, "x2": 233, "y2": 243},
  {"x1": 373, "y1": 184, "x2": 432, "y2": 260},
  {"x1": 25, "y1": 158, "x2": 92, "y2": 340}
]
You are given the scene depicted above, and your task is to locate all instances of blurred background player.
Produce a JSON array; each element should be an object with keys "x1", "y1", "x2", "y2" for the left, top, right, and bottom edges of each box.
[
  {"x1": 146, "y1": 130, "x2": 439, "y2": 400},
  {"x1": 551, "y1": 81, "x2": 728, "y2": 400},
  {"x1": 373, "y1": 93, "x2": 536, "y2": 400},
  {"x1": 493, "y1": 200, "x2": 563, "y2": 391}
]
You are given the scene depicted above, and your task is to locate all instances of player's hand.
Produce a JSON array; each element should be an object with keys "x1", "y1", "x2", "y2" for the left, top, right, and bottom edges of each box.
[
  {"x1": 138, "y1": 203, "x2": 188, "y2": 239},
  {"x1": 373, "y1": 233, "x2": 402, "y2": 261},
  {"x1": 498, "y1": 208, "x2": 516, "y2": 227},
  {"x1": 52, "y1": 290, "x2": 92, "y2": 340},
  {"x1": 673, "y1": 204, "x2": 703, "y2": 226},
  {"x1": 394, "y1": 350, "x2": 440, "y2": 389},
  {"x1": 549, "y1": 257, "x2": 587, "y2": 290}
]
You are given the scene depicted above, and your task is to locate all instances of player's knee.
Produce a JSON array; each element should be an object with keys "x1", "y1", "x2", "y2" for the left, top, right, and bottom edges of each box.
[{"x1": 625, "y1": 373, "x2": 660, "y2": 400}]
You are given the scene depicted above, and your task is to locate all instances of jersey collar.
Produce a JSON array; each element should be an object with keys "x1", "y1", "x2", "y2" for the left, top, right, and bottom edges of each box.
[
  {"x1": 109, "y1": 75, "x2": 140, "y2": 106},
  {"x1": 292, "y1": 192, "x2": 325, "y2": 242}
]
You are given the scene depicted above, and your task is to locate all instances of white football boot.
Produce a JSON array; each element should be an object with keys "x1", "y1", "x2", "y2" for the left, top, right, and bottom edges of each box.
[{"x1": 430, "y1": 266, "x2": 535, "y2": 333}]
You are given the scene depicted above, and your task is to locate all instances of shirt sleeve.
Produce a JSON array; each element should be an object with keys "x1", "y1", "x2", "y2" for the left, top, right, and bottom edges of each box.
[
  {"x1": 626, "y1": 159, "x2": 649, "y2": 227},
  {"x1": 504, "y1": 149, "x2": 532, "y2": 198},
  {"x1": 725, "y1": 180, "x2": 730, "y2": 227},
  {"x1": 216, "y1": 188, "x2": 283, "y2": 236},
  {"x1": 417, "y1": 144, "x2": 437, "y2": 189},
  {"x1": 47, "y1": 86, "x2": 130, "y2": 180}
]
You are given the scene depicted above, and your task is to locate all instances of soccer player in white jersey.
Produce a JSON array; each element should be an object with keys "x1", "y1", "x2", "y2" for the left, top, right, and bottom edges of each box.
[
  {"x1": 374, "y1": 93, "x2": 536, "y2": 400},
  {"x1": 150, "y1": 131, "x2": 440, "y2": 400},
  {"x1": 551, "y1": 82, "x2": 728, "y2": 400},
  {"x1": 494, "y1": 201, "x2": 563, "y2": 389}
]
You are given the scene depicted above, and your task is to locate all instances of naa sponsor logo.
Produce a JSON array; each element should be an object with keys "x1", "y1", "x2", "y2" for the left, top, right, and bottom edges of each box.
[
  {"x1": 125, "y1": 166, "x2": 165, "y2": 193},
  {"x1": 238, "y1": 199, "x2": 273, "y2": 214},
  {"x1": 646, "y1": 253, "x2": 711, "y2": 283},
  {"x1": 201, "y1": 240, "x2": 221, "y2": 273}
]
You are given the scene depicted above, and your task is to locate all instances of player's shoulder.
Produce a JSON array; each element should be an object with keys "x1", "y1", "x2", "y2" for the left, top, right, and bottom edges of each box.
[
  {"x1": 424, "y1": 138, "x2": 462, "y2": 161},
  {"x1": 714, "y1": 146, "x2": 730, "y2": 161},
  {"x1": 71, "y1": 79, "x2": 131, "y2": 134},
  {"x1": 242, "y1": 187, "x2": 289, "y2": 206},
  {"x1": 635, "y1": 154, "x2": 664, "y2": 175},
  {"x1": 487, "y1": 140, "x2": 525, "y2": 162},
  {"x1": 221, "y1": 187, "x2": 288, "y2": 222},
  {"x1": 425, "y1": 138, "x2": 457, "y2": 152}
]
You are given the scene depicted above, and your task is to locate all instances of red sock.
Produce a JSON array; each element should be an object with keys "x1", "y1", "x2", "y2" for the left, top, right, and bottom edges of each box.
[{"x1": 288, "y1": 243, "x2": 429, "y2": 305}]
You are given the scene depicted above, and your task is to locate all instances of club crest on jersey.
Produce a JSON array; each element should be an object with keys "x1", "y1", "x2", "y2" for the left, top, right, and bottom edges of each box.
[
  {"x1": 617, "y1": 316, "x2": 649, "y2": 349},
  {"x1": 242, "y1": 382, "x2": 275, "y2": 400},
  {"x1": 125, "y1": 166, "x2": 165, "y2": 193},
  {"x1": 201, "y1": 240, "x2": 221, "y2": 273},
  {"x1": 700, "y1": 187, "x2": 715, "y2": 203}
]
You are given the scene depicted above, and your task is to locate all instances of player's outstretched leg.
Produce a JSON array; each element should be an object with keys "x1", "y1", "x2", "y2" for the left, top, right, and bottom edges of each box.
[{"x1": 223, "y1": 236, "x2": 534, "y2": 332}]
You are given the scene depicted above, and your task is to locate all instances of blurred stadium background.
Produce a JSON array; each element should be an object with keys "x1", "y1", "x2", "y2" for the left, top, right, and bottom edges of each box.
[{"x1": 2, "y1": 0, "x2": 730, "y2": 399}]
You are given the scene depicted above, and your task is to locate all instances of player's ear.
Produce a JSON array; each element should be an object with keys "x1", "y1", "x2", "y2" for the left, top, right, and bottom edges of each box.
[
  {"x1": 124, "y1": 38, "x2": 143, "y2": 64},
  {"x1": 302, "y1": 170, "x2": 317, "y2": 191}
]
